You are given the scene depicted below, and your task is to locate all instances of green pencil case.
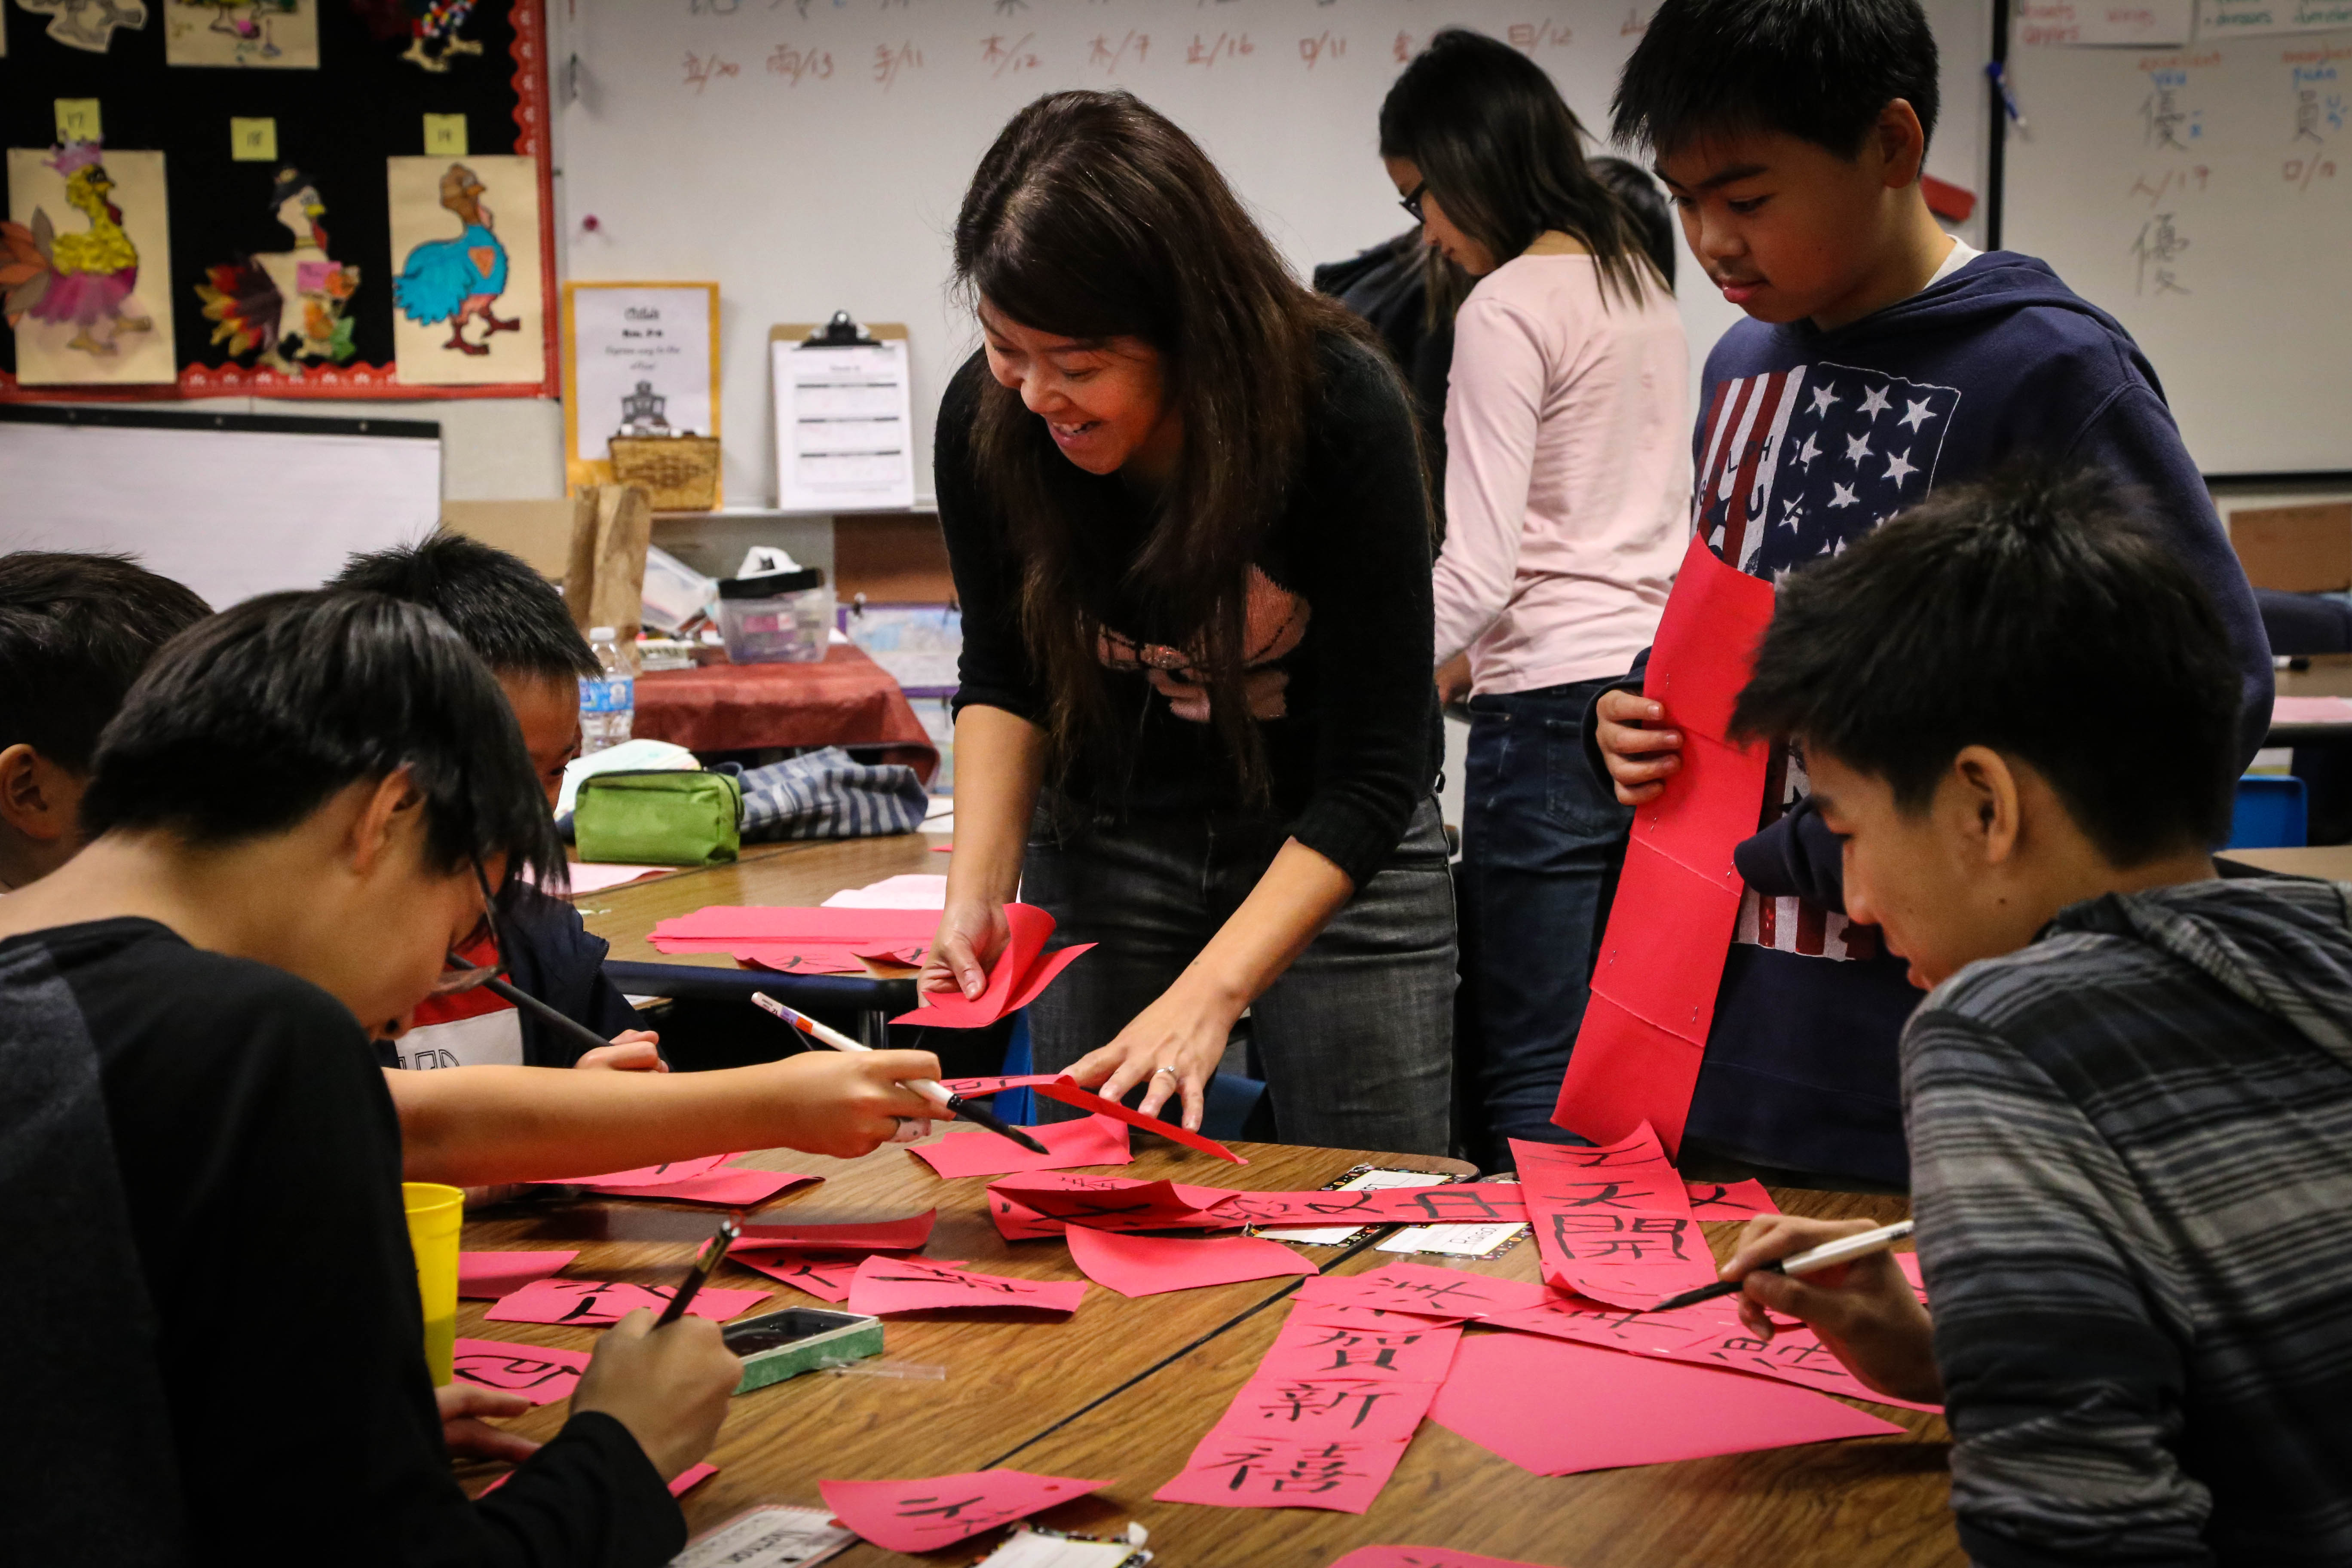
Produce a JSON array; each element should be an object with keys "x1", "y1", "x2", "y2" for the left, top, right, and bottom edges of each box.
[
  {"x1": 722, "y1": 1307, "x2": 884, "y2": 1394},
  {"x1": 573, "y1": 769, "x2": 742, "y2": 866}
]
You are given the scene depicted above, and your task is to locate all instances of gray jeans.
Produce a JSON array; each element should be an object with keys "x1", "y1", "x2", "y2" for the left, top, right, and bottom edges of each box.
[{"x1": 1020, "y1": 795, "x2": 1457, "y2": 1155}]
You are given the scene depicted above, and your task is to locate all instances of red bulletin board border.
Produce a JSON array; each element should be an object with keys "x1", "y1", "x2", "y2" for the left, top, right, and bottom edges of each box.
[{"x1": 0, "y1": 0, "x2": 560, "y2": 405}]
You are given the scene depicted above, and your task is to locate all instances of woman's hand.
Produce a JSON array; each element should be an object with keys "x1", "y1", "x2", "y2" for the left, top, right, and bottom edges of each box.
[
  {"x1": 575, "y1": 1030, "x2": 667, "y2": 1072},
  {"x1": 922, "y1": 898, "x2": 1010, "y2": 1000},
  {"x1": 1065, "y1": 976, "x2": 1244, "y2": 1133},
  {"x1": 1721, "y1": 1216, "x2": 1944, "y2": 1406},
  {"x1": 1594, "y1": 688, "x2": 1683, "y2": 805},
  {"x1": 1435, "y1": 652, "x2": 1473, "y2": 707},
  {"x1": 753, "y1": 1048, "x2": 944, "y2": 1157},
  {"x1": 436, "y1": 1382, "x2": 542, "y2": 1466}
]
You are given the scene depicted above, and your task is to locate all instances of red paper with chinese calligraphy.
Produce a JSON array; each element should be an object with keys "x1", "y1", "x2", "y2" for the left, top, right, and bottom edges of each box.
[
  {"x1": 817, "y1": 1470, "x2": 1110, "y2": 1552},
  {"x1": 845, "y1": 1255, "x2": 1084, "y2": 1317}
]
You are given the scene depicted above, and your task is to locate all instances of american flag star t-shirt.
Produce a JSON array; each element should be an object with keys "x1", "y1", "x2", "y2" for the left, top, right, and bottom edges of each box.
[{"x1": 1693, "y1": 360, "x2": 1962, "y2": 962}]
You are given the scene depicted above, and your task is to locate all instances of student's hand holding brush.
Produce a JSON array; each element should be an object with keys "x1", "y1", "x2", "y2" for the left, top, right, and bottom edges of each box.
[{"x1": 1719, "y1": 1215, "x2": 1943, "y2": 1406}]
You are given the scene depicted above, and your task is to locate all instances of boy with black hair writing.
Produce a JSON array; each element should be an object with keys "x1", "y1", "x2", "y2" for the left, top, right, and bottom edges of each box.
[
  {"x1": 1714, "y1": 466, "x2": 2352, "y2": 1566},
  {"x1": 1589, "y1": 0, "x2": 2270, "y2": 1184},
  {"x1": 0, "y1": 591, "x2": 751, "y2": 1565},
  {"x1": 0, "y1": 551, "x2": 210, "y2": 890},
  {"x1": 334, "y1": 531, "x2": 652, "y2": 1072}
]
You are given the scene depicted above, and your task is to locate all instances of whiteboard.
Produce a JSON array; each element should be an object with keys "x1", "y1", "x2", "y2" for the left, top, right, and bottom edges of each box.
[
  {"x1": 558, "y1": 0, "x2": 1988, "y2": 506},
  {"x1": 2001, "y1": 26, "x2": 2352, "y2": 475},
  {"x1": 0, "y1": 410, "x2": 441, "y2": 609}
]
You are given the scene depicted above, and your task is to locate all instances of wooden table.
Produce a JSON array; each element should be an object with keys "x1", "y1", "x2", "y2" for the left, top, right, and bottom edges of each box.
[{"x1": 460, "y1": 1151, "x2": 1953, "y2": 1568}]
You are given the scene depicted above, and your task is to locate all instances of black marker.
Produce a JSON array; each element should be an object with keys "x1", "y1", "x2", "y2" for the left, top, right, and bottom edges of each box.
[
  {"x1": 655, "y1": 1215, "x2": 742, "y2": 1328},
  {"x1": 1649, "y1": 1219, "x2": 1916, "y2": 1312}
]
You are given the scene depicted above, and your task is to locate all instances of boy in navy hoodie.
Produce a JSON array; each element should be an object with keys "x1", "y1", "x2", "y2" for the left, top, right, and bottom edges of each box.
[{"x1": 1587, "y1": 0, "x2": 2270, "y2": 1185}]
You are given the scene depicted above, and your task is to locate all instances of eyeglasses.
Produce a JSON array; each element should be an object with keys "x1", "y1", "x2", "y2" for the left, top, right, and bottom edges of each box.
[
  {"x1": 432, "y1": 860, "x2": 505, "y2": 995},
  {"x1": 1398, "y1": 181, "x2": 1428, "y2": 222}
]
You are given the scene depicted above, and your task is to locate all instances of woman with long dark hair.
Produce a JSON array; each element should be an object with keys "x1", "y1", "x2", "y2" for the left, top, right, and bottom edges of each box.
[
  {"x1": 1381, "y1": 31, "x2": 1692, "y2": 1163},
  {"x1": 921, "y1": 90, "x2": 1455, "y2": 1154}
]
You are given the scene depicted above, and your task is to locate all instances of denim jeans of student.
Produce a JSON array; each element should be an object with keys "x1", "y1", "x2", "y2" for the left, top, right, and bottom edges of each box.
[
  {"x1": 1456, "y1": 677, "x2": 1632, "y2": 1166},
  {"x1": 1021, "y1": 795, "x2": 1457, "y2": 1156}
]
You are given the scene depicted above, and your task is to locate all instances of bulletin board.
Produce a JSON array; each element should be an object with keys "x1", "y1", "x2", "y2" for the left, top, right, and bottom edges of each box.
[{"x1": 0, "y1": 0, "x2": 557, "y2": 403}]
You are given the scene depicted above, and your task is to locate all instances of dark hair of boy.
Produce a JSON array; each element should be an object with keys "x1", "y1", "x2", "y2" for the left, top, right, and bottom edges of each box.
[
  {"x1": 332, "y1": 531, "x2": 598, "y2": 683},
  {"x1": 0, "y1": 551, "x2": 212, "y2": 771},
  {"x1": 1611, "y1": 0, "x2": 1941, "y2": 159},
  {"x1": 1730, "y1": 464, "x2": 2244, "y2": 864},
  {"x1": 82, "y1": 589, "x2": 564, "y2": 886},
  {"x1": 1379, "y1": 28, "x2": 1663, "y2": 304}
]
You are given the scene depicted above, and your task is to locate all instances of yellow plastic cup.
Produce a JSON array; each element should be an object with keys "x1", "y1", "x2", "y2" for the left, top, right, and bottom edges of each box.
[{"x1": 402, "y1": 1182, "x2": 465, "y2": 1386}]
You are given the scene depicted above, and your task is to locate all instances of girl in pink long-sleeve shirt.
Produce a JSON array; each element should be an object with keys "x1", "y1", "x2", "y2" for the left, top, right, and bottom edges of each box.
[{"x1": 1382, "y1": 28, "x2": 1692, "y2": 1163}]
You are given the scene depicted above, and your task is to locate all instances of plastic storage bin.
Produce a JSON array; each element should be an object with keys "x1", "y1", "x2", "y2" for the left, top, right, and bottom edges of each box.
[
  {"x1": 716, "y1": 569, "x2": 832, "y2": 664},
  {"x1": 2227, "y1": 773, "x2": 2308, "y2": 850}
]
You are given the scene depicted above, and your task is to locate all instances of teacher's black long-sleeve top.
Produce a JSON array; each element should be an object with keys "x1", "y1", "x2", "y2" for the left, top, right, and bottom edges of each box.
[{"x1": 936, "y1": 334, "x2": 1443, "y2": 888}]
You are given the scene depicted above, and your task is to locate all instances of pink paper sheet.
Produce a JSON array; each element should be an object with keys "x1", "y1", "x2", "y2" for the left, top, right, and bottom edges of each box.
[
  {"x1": 1684, "y1": 1179, "x2": 1779, "y2": 1218},
  {"x1": 1030, "y1": 1079, "x2": 1249, "y2": 1164},
  {"x1": 1257, "y1": 1314, "x2": 1464, "y2": 1385},
  {"x1": 584, "y1": 1169, "x2": 820, "y2": 1207},
  {"x1": 450, "y1": 1338, "x2": 591, "y2": 1405},
  {"x1": 562, "y1": 861, "x2": 669, "y2": 894},
  {"x1": 535, "y1": 1154, "x2": 736, "y2": 1189},
  {"x1": 729, "y1": 1251, "x2": 922, "y2": 1302},
  {"x1": 1065, "y1": 1227, "x2": 1315, "y2": 1297},
  {"x1": 988, "y1": 1190, "x2": 1071, "y2": 1242},
  {"x1": 1152, "y1": 1433, "x2": 1411, "y2": 1513},
  {"x1": 1293, "y1": 1264, "x2": 1549, "y2": 1322},
  {"x1": 485, "y1": 1278, "x2": 772, "y2": 1326},
  {"x1": 732, "y1": 945, "x2": 900, "y2": 976},
  {"x1": 845, "y1": 1255, "x2": 1086, "y2": 1317},
  {"x1": 889, "y1": 903, "x2": 1095, "y2": 1029},
  {"x1": 908, "y1": 1115, "x2": 1131, "y2": 1180},
  {"x1": 652, "y1": 906, "x2": 942, "y2": 944},
  {"x1": 1209, "y1": 1184, "x2": 1525, "y2": 1228},
  {"x1": 1329, "y1": 1549, "x2": 1564, "y2": 1568},
  {"x1": 1210, "y1": 1376, "x2": 1439, "y2": 1445},
  {"x1": 458, "y1": 1251, "x2": 580, "y2": 1300},
  {"x1": 818, "y1": 1470, "x2": 1110, "y2": 1553},
  {"x1": 1430, "y1": 1332, "x2": 1902, "y2": 1476},
  {"x1": 987, "y1": 1173, "x2": 1237, "y2": 1231},
  {"x1": 734, "y1": 1210, "x2": 936, "y2": 1253},
  {"x1": 1554, "y1": 534, "x2": 1775, "y2": 1154}
]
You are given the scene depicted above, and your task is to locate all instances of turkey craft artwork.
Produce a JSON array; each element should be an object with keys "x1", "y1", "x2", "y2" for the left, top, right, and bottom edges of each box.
[
  {"x1": 349, "y1": 0, "x2": 484, "y2": 72},
  {"x1": 395, "y1": 163, "x2": 513, "y2": 357},
  {"x1": 164, "y1": 0, "x2": 321, "y2": 67},
  {"x1": 18, "y1": 0, "x2": 151, "y2": 54},
  {"x1": 3, "y1": 143, "x2": 178, "y2": 386},
  {"x1": 196, "y1": 169, "x2": 360, "y2": 369}
]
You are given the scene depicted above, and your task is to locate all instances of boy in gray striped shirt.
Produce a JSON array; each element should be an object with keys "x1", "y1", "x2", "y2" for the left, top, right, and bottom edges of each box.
[{"x1": 1714, "y1": 465, "x2": 2352, "y2": 1566}]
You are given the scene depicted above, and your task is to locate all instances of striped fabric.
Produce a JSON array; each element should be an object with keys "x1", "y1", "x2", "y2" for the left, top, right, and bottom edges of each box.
[
  {"x1": 1902, "y1": 877, "x2": 2352, "y2": 1567},
  {"x1": 737, "y1": 746, "x2": 928, "y2": 842}
]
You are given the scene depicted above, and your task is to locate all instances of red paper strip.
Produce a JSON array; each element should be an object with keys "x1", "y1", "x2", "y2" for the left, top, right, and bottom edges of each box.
[
  {"x1": 1511, "y1": 1127, "x2": 1694, "y2": 1219},
  {"x1": 1256, "y1": 1314, "x2": 1464, "y2": 1385},
  {"x1": 1549, "y1": 996, "x2": 1709, "y2": 1158},
  {"x1": 730, "y1": 945, "x2": 893, "y2": 976},
  {"x1": 1587, "y1": 840, "x2": 1746, "y2": 1044},
  {"x1": 457, "y1": 1251, "x2": 579, "y2": 1300},
  {"x1": 1210, "y1": 1376, "x2": 1438, "y2": 1446},
  {"x1": 1065, "y1": 1227, "x2": 1315, "y2": 1298},
  {"x1": 1429, "y1": 1332, "x2": 1902, "y2": 1476},
  {"x1": 485, "y1": 1278, "x2": 772, "y2": 1326},
  {"x1": 908, "y1": 1115, "x2": 1130, "y2": 1180},
  {"x1": 988, "y1": 1173, "x2": 1237, "y2": 1231},
  {"x1": 818, "y1": 1470, "x2": 1111, "y2": 1553},
  {"x1": 1645, "y1": 527, "x2": 1777, "y2": 739},
  {"x1": 1528, "y1": 1211, "x2": 1716, "y2": 1310},
  {"x1": 1210, "y1": 1184, "x2": 1524, "y2": 1228},
  {"x1": 845, "y1": 1255, "x2": 1085, "y2": 1317},
  {"x1": 1152, "y1": 1433, "x2": 1410, "y2": 1513},
  {"x1": 534, "y1": 1154, "x2": 735, "y2": 1188},
  {"x1": 935, "y1": 1074, "x2": 1064, "y2": 1097},
  {"x1": 450, "y1": 1338, "x2": 590, "y2": 1405},
  {"x1": 1031, "y1": 1078, "x2": 1249, "y2": 1164},
  {"x1": 729, "y1": 1251, "x2": 965, "y2": 1303},
  {"x1": 584, "y1": 1168, "x2": 819, "y2": 1207},
  {"x1": 987, "y1": 1190, "x2": 1070, "y2": 1242},
  {"x1": 1664, "y1": 1321, "x2": 1943, "y2": 1412},
  {"x1": 889, "y1": 904, "x2": 1095, "y2": 1029},
  {"x1": 1294, "y1": 1263, "x2": 1550, "y2": 1321},
  {"x1": 1329, "y1": 1548, "x2": 1568, "y2": 1568},
  {"x1": 734, "y1": 1210, "x2": 936, "y2": 1253},
  {"x1": 1480, "y1": 1295, "x2": 1717, "y2": 1357},
  {"x1": 1684, "y1": 1179, "x2": 1779, "y2": 1218}
]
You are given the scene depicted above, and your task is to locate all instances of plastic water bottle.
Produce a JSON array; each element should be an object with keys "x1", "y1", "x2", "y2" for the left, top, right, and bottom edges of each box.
[{"x1": 580, "y1": 626, "x2": 636, "y2": 753}]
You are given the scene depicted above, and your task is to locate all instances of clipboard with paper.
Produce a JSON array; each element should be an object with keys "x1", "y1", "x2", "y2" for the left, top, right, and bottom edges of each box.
[{"x1": 770, "y1": 313, "x2": 916, "y2": 513}]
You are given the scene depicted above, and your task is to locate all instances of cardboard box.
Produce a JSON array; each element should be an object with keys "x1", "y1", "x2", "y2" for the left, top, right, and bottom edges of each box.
[{"x1": 2230, "y1": 502, "x2": 2352, "y2": 593}]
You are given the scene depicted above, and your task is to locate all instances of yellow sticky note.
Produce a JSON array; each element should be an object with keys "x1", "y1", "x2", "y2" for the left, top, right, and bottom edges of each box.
[
  {"x1": 230, "y1": 117, "x2": 278, "y2": 162},
  {"x1": 54, "y1": 99, "x2": 102, "y2": 145},
  {"x1": 423, "y1": 114, "x2": 468, "y2": 157}
]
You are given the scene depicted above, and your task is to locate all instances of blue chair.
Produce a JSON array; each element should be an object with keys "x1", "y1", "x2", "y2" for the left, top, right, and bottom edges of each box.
[
  {"x1": 2227, "y1": 774, "x2": 2308, "y2": 850},
  {"x1": 996, "y1": 1012, "x2": 1272, "y2": 1140}
]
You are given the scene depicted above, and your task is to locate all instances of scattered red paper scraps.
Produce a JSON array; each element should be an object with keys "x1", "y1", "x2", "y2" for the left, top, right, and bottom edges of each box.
[
  {"x1": 817, "y1": 1470, "x2": 1112, "y2": 1552},
  {"x1": 1032, "y1": 1077, "x2": 1249, "y2": 1164},
  {"x1": 1429, "y1": 1331, "x2": 1901, "y2": 1476},
  {"x1": 450, "y1": 1338, "x2": 590, "y2": 1406},
  {"x1": 1065, "y1": 1227, "x2": 1316, "y2": 1298},
  {"x1": 730, "y1": 1251, "x2": 966, "y2": 1303},
  {"x1": 891, "y1": 903, "x2": 1093, "y2": 1029},
  {"x1": 457, "y1": 1250, "x2": 579, "y2": 1300},
  {"x1": 908, "y1": 1113, "x2": 1130, "y2": 1180},
  {"x1": 484, "y1": 1278, "x2": 771, "y2": 1326},
  {"x1": 734, "y1": 1210, "x2": 937, "y2": 1253},
  {"x1": 1292, "y1": 1263, "x2": 1550, "y2": 1321},
  {"x1": 845, "y1": 1255, "x2": 1085, "y2": 1317},
  {"x1": 583, "y1": 1168, "x2": 820, "y2": 1207}
]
